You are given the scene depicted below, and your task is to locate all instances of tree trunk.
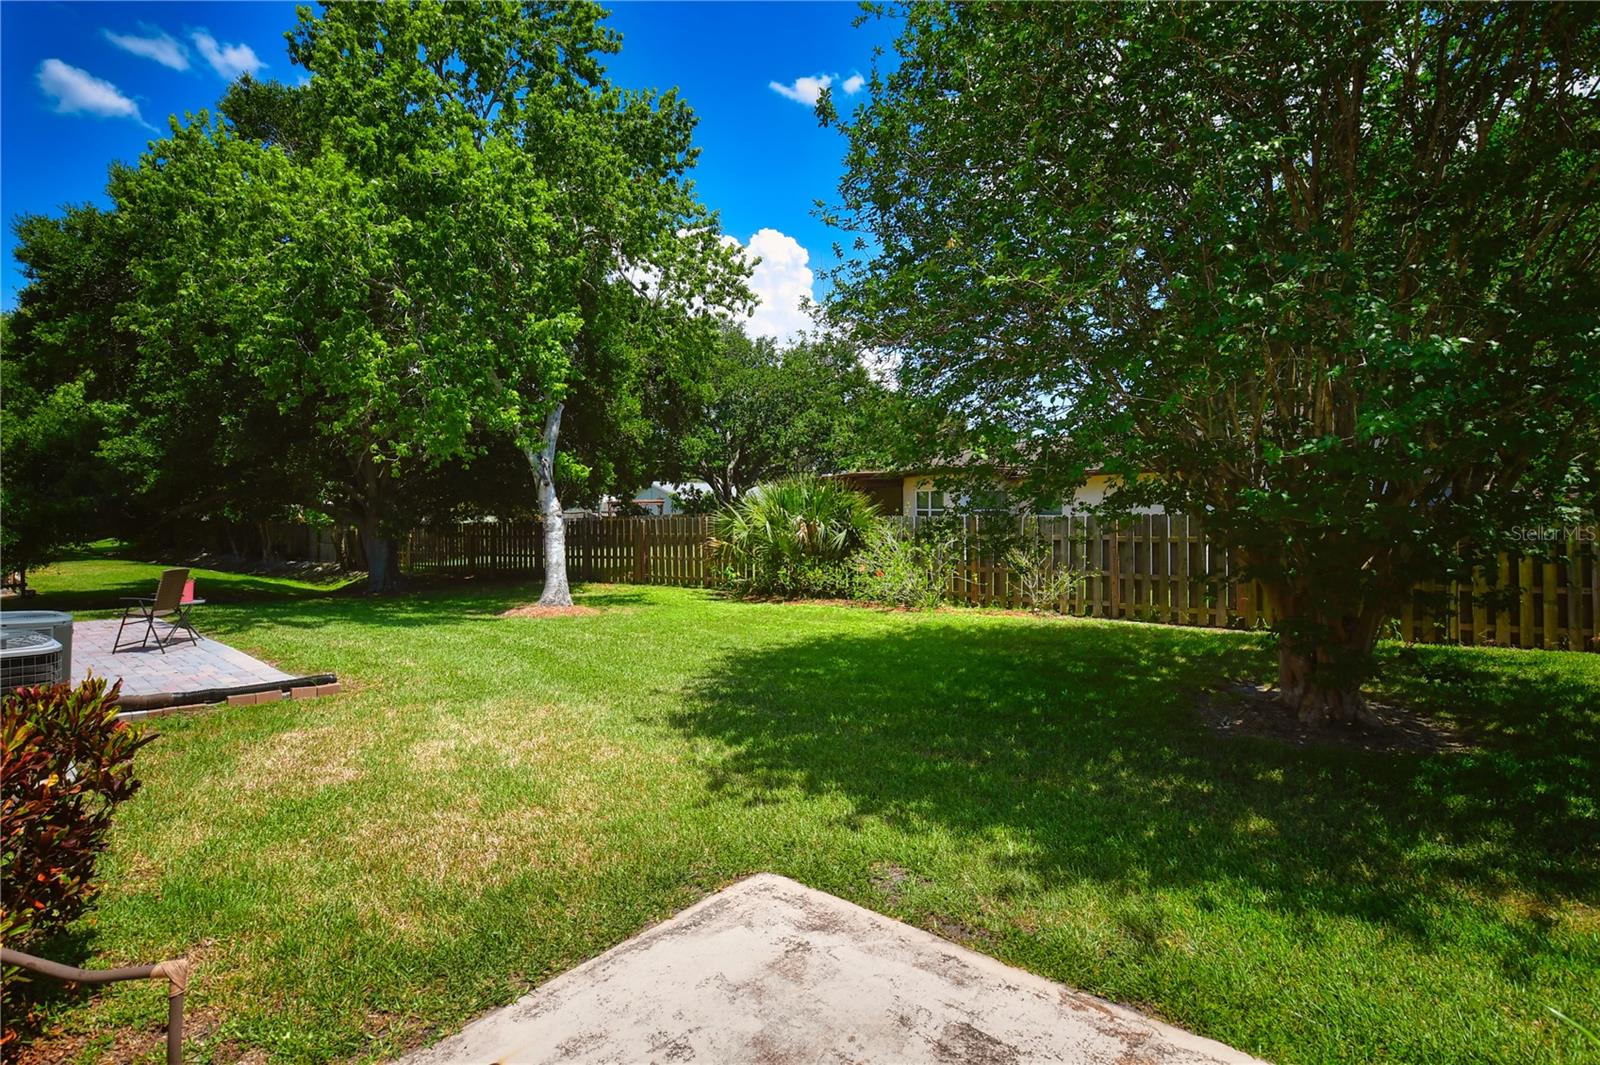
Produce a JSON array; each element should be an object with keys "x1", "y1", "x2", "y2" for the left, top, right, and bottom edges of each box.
[
  {"x1": 526, "y1": 403, "x2": 572, "y2": 607},
  {"x1": 700, "y1": 466, "x2": 736, "y2": 506},
  {"x1": 333, "y1": 525, "x2": 350, "y2": 570},
  {"x1": 258, "y1": 520, "x2": 277, "y2": 564},
  {"x1": 1268, "y1": 585, "x2": 1386, "y2": 726},
  {"x1": 350, "y1": 452, "x2": 401, "y2": 594},
  {"x1": 1277, "y1": 641, "x2": 1380, "y2": 726},
  {"x1": 358, "y1": 513, "x2": 400, "y2": 595}
]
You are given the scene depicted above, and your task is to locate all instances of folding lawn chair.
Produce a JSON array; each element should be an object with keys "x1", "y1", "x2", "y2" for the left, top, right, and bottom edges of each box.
[{"x1": 113, "y1": 568, "x2": 205, "y2": 653}]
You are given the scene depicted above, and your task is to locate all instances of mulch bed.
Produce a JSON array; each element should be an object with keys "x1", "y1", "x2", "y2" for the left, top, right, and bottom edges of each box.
[
  {"x1": 13, "y1": 1007, "x2": 224, "y2": 1065},
  {"x1": 1197, "y1": 681, "x2": 1473, "y2": 755},
  {"x1": 499, "y1": 604, "x2": 602, "y2": 618}
]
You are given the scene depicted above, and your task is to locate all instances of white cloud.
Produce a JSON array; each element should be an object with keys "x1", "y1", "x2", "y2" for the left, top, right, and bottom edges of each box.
[
  {"x1": 36, "y1": 59, "x2": 149, "y2": 126},
  {"x1": 620, "y1": 228, "x2": 818, "y2": 345},
  {"x1": 860, "y1": 347, "x2": 901, "y2": 387},
  {"x1": 769, "y1": 74, "x2": 833, "y2": 106},
  {"x1": 731, "y1": 228, "x2": 817, "y2": 345},
  {"x1": 103, "y1": 26, "x2": 189, "y2": 71},
  {"x1": 191, "y1": 29, "x2": 264, "y2": 80},
  {"x1": 771, "y1": 71, "x2": 868, "y2": 106}
]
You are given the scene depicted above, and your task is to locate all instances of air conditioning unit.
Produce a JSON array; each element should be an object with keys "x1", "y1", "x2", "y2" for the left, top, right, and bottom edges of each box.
[
  {"x1": 0, "y1": 610, "x2": 74, "y2": 691},
  {"x1": 1, "y1": 631, "x2": 66, "y2": 692}
]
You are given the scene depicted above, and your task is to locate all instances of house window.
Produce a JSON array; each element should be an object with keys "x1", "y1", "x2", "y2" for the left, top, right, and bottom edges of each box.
[
  {"x1": 967, "y1": 489, "x2": 1011, "y2": 514},
  {"x1": 914, "y1": 490, "x2": 947, "y2": 519},
  {"x1": 1035, "y1": 500, "x2": 1064, "y2": 517}
]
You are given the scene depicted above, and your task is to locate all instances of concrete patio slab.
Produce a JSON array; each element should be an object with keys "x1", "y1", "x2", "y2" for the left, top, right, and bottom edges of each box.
[
  {"x1": 401, "y1": 873, "x2": 1263, "y2": 1065},
  {"x1": 71, "y1": 618, "x2": 293, "y2": 698}
]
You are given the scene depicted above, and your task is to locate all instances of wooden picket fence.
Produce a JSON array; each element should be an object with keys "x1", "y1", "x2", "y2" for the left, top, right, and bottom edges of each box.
[
  {"x1": 402, "y1": 516, "x2": 718, "y2": 586},
  {"x1": 929, "y1": 514, "x2": 1598, "y2": 651},
  {"x1": 401, "y1": 514, "x2": 1599, "y2": 650}
]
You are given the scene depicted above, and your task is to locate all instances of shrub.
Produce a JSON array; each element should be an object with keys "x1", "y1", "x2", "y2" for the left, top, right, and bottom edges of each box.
[
  {"x1": 712, "y1": 475, "x2": 878, "y2": 597},
  {"x1": 1004, "y1": 525, "x2": 1084, "y2": 614},
  {"x1": 2, "y1": 675, "x2": 150, "y2": 946},
  {"x1": 854, "y1": 519, "x2": 963, "y2": 609}
]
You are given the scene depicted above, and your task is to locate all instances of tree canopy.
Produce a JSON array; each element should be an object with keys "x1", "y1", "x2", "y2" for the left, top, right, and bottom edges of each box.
[
  {"x1": 671, "y1": 326, "x2": 902, "y2": 503},
  {"x1": 827, "y1": 2, "x2": 1600, "y2": 720}
]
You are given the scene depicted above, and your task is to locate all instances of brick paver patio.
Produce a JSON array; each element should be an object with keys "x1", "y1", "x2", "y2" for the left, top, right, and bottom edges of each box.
[{"x1": 73, "y1": 618, "x2": 292, "y2": 697}]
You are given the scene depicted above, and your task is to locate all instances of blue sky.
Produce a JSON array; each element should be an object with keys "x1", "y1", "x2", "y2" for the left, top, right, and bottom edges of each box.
[{"x1": 0, "y1": 1, "x2": 900, "y2": 335}]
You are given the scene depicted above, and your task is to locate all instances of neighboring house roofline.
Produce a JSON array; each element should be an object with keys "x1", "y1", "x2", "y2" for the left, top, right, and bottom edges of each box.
[
  {"x1": 827, "y1": 464, "x2": 1162, "y2": 517},
  {"x1": 829, "y1": 462, "x2": 1112, "y2": 480}
]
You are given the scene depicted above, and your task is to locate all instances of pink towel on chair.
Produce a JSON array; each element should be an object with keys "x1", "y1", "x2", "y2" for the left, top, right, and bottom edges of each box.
[{"x1": 182, "y1": 579, "x2": 196, "y2": 603}]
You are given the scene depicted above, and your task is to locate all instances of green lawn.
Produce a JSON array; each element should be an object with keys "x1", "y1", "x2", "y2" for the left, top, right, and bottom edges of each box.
[{"x1": 14, "y1": 556, "x2": 1600, "y2": 1063}]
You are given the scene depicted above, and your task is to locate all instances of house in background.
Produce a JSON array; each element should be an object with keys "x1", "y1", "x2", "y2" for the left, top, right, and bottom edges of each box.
[
  {"x1": 831, "y1": 467, "x2": 1163, "y2": 519},
  {"x1": 596, "y1": 481, "x2": 714, "y2": 516}
]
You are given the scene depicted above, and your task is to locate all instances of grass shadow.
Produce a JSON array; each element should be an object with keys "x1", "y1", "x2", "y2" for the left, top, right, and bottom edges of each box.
[
  {"x1": 19, "y1": 576, "x2": 354, "y2": 616},
  {"x1": 672, "y1": 619, "x2": 1598, "y2": 956},
  {"x1": 197, "y1": 579, "x2": 661, "y2": 637}
]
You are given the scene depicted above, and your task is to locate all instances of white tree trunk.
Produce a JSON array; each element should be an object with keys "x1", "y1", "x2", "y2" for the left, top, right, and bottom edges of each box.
[{"x1": 525, "y1": 403, "x2": 573, "y2": 607}]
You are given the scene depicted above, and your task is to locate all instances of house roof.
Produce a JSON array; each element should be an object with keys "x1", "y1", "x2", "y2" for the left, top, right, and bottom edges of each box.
[{"x1": 828, "y1": 451, "x2": 1026, "y2": 481}]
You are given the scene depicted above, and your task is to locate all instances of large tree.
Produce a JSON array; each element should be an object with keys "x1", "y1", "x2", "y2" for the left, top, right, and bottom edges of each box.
[
  {"x1": 828, "y1": 3, "x2": 1600, "y2": 722},
  {"x1": 2, "y1": 210, "x2": 132, "y2": 582},
  {"x1": 111, "y1": 112, "x2": 416, "y2": 583},
  {"x1": 110, "y1": 2, "x2": 746, "y2": 596},
  {"x1": 4, "y1": 202, "x2": 326, "y2": 569},
  {"x1": 0, "y1": 330, "x2": 112, "y2": 590},
  {"x1": 284, "y1": 1, "x2": 748, "y2": 602}
]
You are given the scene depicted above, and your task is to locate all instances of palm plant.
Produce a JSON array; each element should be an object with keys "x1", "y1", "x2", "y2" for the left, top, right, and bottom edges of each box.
[{"x1": 712, "y1": 475, "x2": 879, "y2": 596}]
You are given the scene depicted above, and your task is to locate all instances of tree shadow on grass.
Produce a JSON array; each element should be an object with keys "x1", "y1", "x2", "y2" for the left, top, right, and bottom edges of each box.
[
  {"x1": 672, "y1": 619, "x2": 1599, "y2": 956},
  {"x1": 196, "y1": 580, "x2": 667, "y2": 641},
  {"x1": 1375, "y1": 641, "x2": 1600, "y2": 751},
  {"x1": 20, "y1": 575, "x2": 353, "y2": 616}
]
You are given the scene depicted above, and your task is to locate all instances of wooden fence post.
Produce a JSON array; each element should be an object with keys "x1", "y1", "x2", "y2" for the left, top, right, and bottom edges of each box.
[
  {"x1": 1569, "y1": 536, "x2": 1585, "y2": 650},
  {"x1": 1494, "y1": 552, "x2": 1513, "y2": 646},
  {"x1": 635, "y1": 519, "x2": 649, "y2": 584},
  {"x1": 1108, "y1": 520, "x2": 1121, "y2": 618},
  {"x1": 1541, "y1": 555, "x2": 1560, "y2": 649},
  {"x1": 1516, "y1": 555, "x2": 1535, "y2": 648},
  {"x1": 1173, "y1": 514, "x2": 1191, "y2": 625},
  {"x1": 1212, "y1": 542, "x2": 1229, "y2": 628}
]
